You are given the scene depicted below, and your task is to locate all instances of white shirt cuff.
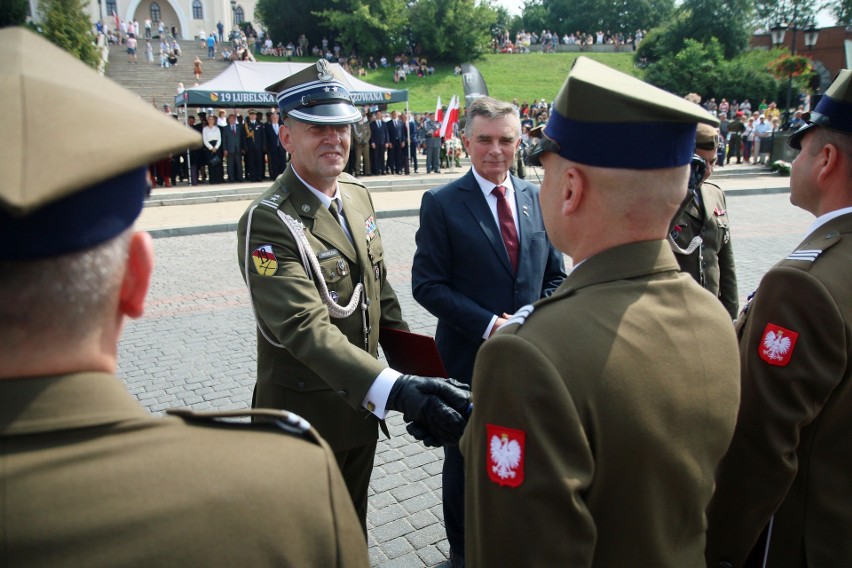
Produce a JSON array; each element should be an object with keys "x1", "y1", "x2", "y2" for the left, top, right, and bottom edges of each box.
[
  {"x1": 483, "y1": 315, "x2": 499, "y2": 340},
  {"x1": 362, "y1": 368, "x2": 401, "y2": 419}
]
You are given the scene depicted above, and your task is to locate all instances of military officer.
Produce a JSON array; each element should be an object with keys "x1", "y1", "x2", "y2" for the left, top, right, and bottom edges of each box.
[
  {"x1": 669, "y1": 123, "x2": 739, "y2": 318},
  {"x1": 237, "y1": 60, "x2": 470, "y2": 529},
  {"x1": 706, "y1": 69, "x2": 852, "y2": 568},
  {"x1": 244, "y1": 108, "x2": 266, "y2": 181},
  {"x1": 0, "y1": 27, "x2": 368, "y2": 567},
  {"x1": 460, "y1": 57, "x2": 741, "y2": 567}
]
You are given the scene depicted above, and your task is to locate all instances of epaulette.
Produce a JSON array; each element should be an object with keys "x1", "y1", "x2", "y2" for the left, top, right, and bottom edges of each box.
[
  {"x1": 784, "y1": 229, "x2": 842, "y2": 266},
  {"x1": 338, "y1": 171, "x2": 367, "y2": 188},
  {"x1": 503, "y1": 304, "x2": 535, "y2": 329},
  {"x1": 166, "y1": 408, "x2": 320, "y2": 443},
  {"x1": 259, "y1": 188, "x2": 287, "y2": 210}
]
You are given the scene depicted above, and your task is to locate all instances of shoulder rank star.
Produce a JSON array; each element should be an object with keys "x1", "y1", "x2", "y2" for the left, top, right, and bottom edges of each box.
[
  {"x1": 759, "y1": 323, "x2": 799, "y2": 366},
  {"x1": 486, "y1": 424, "x2": 525, "y2": 487}
]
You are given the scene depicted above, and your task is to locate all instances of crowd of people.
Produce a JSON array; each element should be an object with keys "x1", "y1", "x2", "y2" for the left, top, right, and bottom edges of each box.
[
  {"x1": 5, "y1": 24, "x2": 852, "y2": 568},
  {"x1": 695, "y1": 95, "x2": 811, "y2": 165},
  {"x1": 492, "y1": 28, "x2": 646, "y2": 53}
]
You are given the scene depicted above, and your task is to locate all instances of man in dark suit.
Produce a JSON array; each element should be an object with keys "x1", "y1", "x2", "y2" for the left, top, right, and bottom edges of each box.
[
  {"x1": 412, "y1": 96, "x2": 566, "y2": 567},
  {"x1": 244, "y1": 109, "x2": 266, "y2": 181},
  {"x1": 222, "y1": 113, "x2": 244, "y2": 183},
  {"x1": 264, "y1": 110, "x2": 287, "y2": 180},
  {"x1": 387, "y1": 110, "x2": 405, "y2": 174},
  {"x1": 405, "y1": 111, "x2": 419, "y2": 173},
  {"x1": 369, "y1": 110, "x2": 387, "y2": 175}
]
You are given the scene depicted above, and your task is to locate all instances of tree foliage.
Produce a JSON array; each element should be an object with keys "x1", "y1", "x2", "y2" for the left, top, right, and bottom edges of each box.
[
  {"x1": 828, "y1": 0, "x2": 851, "y2": 24},
  {"x1": 408, "y1": 0, "x2": 496, "y2": 61},
  {"x1": 256, "y1": 0, "x2": 330, "y2": 49},
  {"x1": 643, "y1": 39, "x2": 784, "y2": 105},
  {"x1": 636, "y1": 0, "x2": 752, "y2": 62},
  {"x1": 1, "y1": 0, "x2": 29, "y2": 27},
  {"x1": 753, "y1": 0, "x2": 819, "y2": 29},
  {"x1": 318, "y1": 0, "x2": 409, "y2": 57},
  {"x1": 545, "y1": 0, "x2": 674, "y2": 36},
  {"x1": 38, "y1": 0, "x2": 99, "y2": 68}
]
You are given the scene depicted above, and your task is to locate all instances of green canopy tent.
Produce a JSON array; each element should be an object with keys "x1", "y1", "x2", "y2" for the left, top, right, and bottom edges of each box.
[{"x1": 175, "y1": 61, "x2": 408, "y2": 109}]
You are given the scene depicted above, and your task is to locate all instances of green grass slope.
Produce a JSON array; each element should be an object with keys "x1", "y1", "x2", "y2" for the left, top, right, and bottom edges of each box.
[{"x1": 256, "y1": 52, "x2": 639, "y2": 113}]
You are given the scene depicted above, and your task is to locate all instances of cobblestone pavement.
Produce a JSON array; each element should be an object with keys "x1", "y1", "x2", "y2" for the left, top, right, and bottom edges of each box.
[{"x1": 117, "y1": 191, "x2": 813, "y2": 567}]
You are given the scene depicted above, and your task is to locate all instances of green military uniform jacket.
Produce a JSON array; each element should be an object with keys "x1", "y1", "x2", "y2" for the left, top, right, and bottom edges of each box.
[
  {"x1": 0, "y1": 372, "x2": 368, "y2": 567},
  {"x1": 461, "y1": 240, "x2": 740, "y2": 567},
  {"x1": 670, "y1": 181, "x2": 738, "y2": 318},
  {"x1": 237, "y1": 167, "x2": 407, "y2": 451},
  {"x1": 706, "y1": 212, "x2": 852, "y2": 568}
]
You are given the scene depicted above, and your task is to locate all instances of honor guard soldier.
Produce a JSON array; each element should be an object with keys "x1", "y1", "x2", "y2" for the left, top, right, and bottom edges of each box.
[
  {"x1": 460, "y1": 57, "x2": 741, "y2": 567},
  {"x1": 237, "y1": 60, "x2": 470, "y2": 529},
  {"x1": 669, "y1": 122, "x2": 739, "y2": 318},
  {"x1": 706, "y1": 69, "x2": 852, "y2": 568},
  {"x1": 0, "y1": 28, "x2": 368, "y2": 567}
]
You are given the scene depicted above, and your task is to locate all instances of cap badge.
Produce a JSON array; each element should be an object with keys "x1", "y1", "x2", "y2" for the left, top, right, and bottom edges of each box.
[{"x1": 316, "y1": 59, "x2": 333, "y2": 82}]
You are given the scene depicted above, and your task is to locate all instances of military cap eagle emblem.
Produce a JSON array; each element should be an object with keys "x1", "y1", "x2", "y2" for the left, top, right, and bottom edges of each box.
[{"x1": 316, "y1": 59, "x2": 333, "y2": 82}]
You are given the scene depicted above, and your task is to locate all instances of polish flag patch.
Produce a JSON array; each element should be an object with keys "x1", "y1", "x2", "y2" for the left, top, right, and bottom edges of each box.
[
  {"x1": 759, "y1": 323, "x2": 799, "y2": 366},
  {"x1": 486, "y1": 424, "x2": 525, "y2": 487}
]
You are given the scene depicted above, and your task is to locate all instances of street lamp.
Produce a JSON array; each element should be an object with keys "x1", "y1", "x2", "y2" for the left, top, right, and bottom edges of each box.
[
  {"x1": 770, "y1": 22, "x2": 787, "y2": 47},
  {"x1": 803, "y1": 23, "x2": 819, "y2": 50}
]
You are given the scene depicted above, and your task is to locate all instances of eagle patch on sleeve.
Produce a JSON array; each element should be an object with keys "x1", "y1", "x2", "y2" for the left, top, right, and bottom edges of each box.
[
  {"x1": 759, "y1": 323, "x2": 799, "y2": 366},
  {"x1": 251, "y1": 244, "x2": 278, "y2": 276},
  {"x1": 486, "y1": 424, "x2": 525, "y2": 487}
]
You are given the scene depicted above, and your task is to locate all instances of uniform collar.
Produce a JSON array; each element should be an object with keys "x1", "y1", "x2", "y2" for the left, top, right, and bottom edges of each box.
[
  {"x1": 806, "y1": 206, "x2": 852, "y2": 238},
  {"x1": 0, "y1": 372, "x2": 148, "y2": 436},
  {"x1": 559, "y1": 240, "x2": 679, "y2": 295}
]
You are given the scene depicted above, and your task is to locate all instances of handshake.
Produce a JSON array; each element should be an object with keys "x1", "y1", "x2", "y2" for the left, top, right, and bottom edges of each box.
[{"x1": 386, "y1": 375, "x2": 471, "y2": 447}]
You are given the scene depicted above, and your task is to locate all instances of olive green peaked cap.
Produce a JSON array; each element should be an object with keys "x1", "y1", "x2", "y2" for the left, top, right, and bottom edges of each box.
[{"x1": 528, "y1": 57, "x2": 718, "y2": 169}]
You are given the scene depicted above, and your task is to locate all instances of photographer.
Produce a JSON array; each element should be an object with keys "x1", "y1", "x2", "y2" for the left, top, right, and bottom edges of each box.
[{"x1": 668, "y1": 123, "x2": 739, "y2": 319}]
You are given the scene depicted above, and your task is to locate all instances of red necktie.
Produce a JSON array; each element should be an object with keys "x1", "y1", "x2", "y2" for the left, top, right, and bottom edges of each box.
[{"x1": 492, "y1": 185, "x2": 519, "y2": 273}]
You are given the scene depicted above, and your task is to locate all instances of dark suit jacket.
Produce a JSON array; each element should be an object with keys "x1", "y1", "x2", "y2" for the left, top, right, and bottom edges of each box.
[
  {"x1": 388, "y1": 119, "x2": 404, "y2": 145},
  {"x1": 369, "y1": 119, "x2": 387, "y2": 147},
  {"x1": 412, "y1": 170, "x2": 566, "y2": 382},
  {"x1": 222, "y1": 123, "x2": 244, "y2": 153}
]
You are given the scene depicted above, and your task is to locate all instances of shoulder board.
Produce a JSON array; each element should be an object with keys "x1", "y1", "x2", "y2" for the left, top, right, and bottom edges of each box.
[
  {"x1": 258, "y1": 184, "x2": 289, "y2": 210},
  {"x1": 784, "y1": 230, "x2": 843, "y2": 266},
  {"x1": 338, "y1": 171, "x2": 366, "y2": 188},
  {"x1": 503, "y1": 304, "x2": 535, "y2": 329},
  {"x1": 166, "y1": 408, "x2": 320, "y2": 443}
]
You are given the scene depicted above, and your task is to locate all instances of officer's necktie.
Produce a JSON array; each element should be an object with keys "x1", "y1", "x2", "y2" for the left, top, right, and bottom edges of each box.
[
  {"x1": 492, "y1": 185, "x2": 519, "y2": 273},
  {"x1": 329, "y1": 199, "x2": 343, "y2": 226}
]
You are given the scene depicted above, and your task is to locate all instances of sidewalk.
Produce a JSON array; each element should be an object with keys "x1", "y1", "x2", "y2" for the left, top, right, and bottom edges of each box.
[{"x1": 138, "y1": 163, "x2": 791, "y2": 238}]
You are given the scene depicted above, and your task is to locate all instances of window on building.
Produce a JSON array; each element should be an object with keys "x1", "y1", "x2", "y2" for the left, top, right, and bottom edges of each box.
[
  {"x1": 235, "y1": 6, "x2": 244, "y2": 25},
  {"x1": 192, "y1": 0, "x2": 203, "y2": 19},
  {"x1": 106, "y1": 0, "x2": 116, "y2": 16},
  {"x1": 150, "y1": 2, "x2": 160, "y2": 22}
]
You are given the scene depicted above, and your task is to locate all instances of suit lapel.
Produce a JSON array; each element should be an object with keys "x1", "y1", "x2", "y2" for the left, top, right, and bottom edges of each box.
[
  {"x1": 514, "y1": 180, "x2": 535, "y2": 272},
  {"x1": 460, "y1": 171, "x2": 513, "y2": 274},
  {"x1": 340, "y1": 187, "x2": 369, "y2": 267}
]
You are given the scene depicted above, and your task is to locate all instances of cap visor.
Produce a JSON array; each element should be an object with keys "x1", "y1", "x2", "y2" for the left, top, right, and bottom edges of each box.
[{"x1": 788, "y1": 122, "x2": 816, "y2": 150}]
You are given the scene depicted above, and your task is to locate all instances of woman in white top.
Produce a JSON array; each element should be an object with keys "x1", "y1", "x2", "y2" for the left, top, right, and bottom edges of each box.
[{"x1": 202, "y1": 115, "x2": 223, "y2": 184}]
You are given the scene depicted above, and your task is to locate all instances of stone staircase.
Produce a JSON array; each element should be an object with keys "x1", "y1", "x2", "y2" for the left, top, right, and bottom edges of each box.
[{"x1": 105, "y1": 39, "x2": 230, "y2": 111}]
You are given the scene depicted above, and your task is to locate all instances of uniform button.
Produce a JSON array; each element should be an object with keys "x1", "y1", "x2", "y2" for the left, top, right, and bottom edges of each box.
[
  {"x1": 338, "y1": 389, "x2": 348, "y2": 396},
  {"x1": 297, "y1": 381, "x2": 306, "y2": 389},
  {"x1": 826, "y1": 231, "x2": 839, "y2": 239}
]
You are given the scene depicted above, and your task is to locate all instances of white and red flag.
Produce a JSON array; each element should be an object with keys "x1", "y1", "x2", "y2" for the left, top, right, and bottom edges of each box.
[
  {"x1": 440, "y1": 95, "x2": 460, "y2": 138},
  {"x1": 433, "y1": 96, "x2": 443, "y2": 137}
]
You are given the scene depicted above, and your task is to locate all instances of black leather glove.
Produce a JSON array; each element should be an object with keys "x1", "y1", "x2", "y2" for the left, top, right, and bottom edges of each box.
[{"x1": 387, "y1": 375, "x2": 471, "y2": 446}]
